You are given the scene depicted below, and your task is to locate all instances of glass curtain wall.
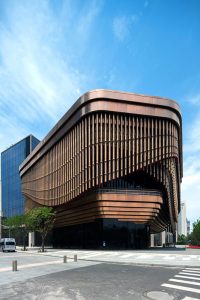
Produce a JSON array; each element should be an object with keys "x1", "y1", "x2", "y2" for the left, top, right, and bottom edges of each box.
[{"x1": 1, "y1": 135, "x2": 40, "y2": 217}]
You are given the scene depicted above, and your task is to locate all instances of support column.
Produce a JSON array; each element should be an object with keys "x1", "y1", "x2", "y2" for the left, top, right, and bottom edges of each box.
[
  {"x1": 150, "y1": 234, "x2": 154, "y2": 247},
  {"x1": 161, "y1": 230, "x2": 166, "y2": 246},
  {"x1": 28, "y1": 232, "x2": 35, "y2": 247}
]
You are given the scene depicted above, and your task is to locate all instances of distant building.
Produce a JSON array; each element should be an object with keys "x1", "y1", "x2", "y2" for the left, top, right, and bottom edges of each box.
[
  {"x1": 187, "y1": 218, "x2": 190, "y2": 236},
  {"x1": 1, "y1": 135, "x2": 40, "y2": 218},
  {"x1": 0, "y1": 180, "x2": 2, "y2": 238},
  {"x1": 178, "y1": 202, "x2": 187, "y2": 236}
]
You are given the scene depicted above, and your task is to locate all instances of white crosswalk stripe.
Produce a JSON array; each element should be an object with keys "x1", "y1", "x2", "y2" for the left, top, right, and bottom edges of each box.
[
  {"x1": 161, "y1": 268, "x2": 200, "y2": 299},
  {"x1": 136, "y1": 254, "x2": 153, "y2": 259},
  {"x1": 183, "y1": 270, "x2": 200, "y2": 274},
  {"x1": 163, "y1": 256, "x2": 175, "y2": 260},
  {"x1": 182, "y1": 297, "x2": 200, "y2": 300},
  {"x1": 180, "y1": 272, "x2": 200, "y2": 277},
  {"x1": 162, "y1": 283, "x2": 200, "y2": 294},
  {"x1": 120, "y1": 254, "x2": 135, "y2": 258},
  {"x1": 169, "y1": 278, "x2": 200, "y2": 286},
  {"x1": 175, "y1": 275, "x2": 200, "y2": 281},
  {"x1": 80, "y1": 253, "x2": 109, "y2": 258}
]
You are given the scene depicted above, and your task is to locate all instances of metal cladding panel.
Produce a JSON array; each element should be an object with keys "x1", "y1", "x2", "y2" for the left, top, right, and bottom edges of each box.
[{"x1": 19, "y1": 90, "x2": 182, "y2": 233}]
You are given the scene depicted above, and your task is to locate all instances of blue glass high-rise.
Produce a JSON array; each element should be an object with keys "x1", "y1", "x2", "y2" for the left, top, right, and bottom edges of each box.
[{"x1": 1, "y1": 135, "x2": 40, "y2": 217}]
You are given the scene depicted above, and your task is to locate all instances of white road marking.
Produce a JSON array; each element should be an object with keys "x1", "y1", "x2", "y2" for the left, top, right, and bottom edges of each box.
[
  {"x1": 175, "y1": 275, "x2": 200, "y2": 281},
  {"x1": 186, "y1": 268, "x2": 200, "y2": 271},
  {"x1": 169, "y1": 278, "x2": 200, "y2": 286},
  {"x1": 182, "y1": 297, "x2": 200, "y2": 300},
  {"x1": 180, "y1": 272, "x2": 200, "y2": 277},
  {"x1": 79, "y1": 253, "x2": 107, "y2": 258},
  {"x1": 163, "y1": 256, "x2": 175, "y2": 260},
  {"x1": 183, "y1": 269, "x2": 200, "y2": 274},
  {"x1": 119, "y1": 254, "x2": 135, "y2": 258},
  {"x1": 162, "y1": 283, "x2": 200, "y2": 293},
  {"x1": 100, "y1": 252, "x2": 120, "y2": 257},
  {"x1": 134, "y1": 255, "x2": 152, "y2": 259}
]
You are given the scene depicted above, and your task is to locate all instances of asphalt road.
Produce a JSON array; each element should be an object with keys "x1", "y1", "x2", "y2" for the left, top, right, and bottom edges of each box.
[
  {"x1": 1, "y1": 249, "x2": 200, "y2": 300},
  {"x1": 1, "y1": 262, "x2": 199, "y2": 300}
]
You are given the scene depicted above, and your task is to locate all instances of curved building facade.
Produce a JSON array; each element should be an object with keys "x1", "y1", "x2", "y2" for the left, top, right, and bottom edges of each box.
[{"x1": 19, "y1": 90, "x2": 182, "y2": 249}]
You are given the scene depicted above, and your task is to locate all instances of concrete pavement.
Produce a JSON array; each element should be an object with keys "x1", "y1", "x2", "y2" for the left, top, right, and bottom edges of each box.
[
  {"x1": 1, "y1": 260, "x2": 200, "y2": 300},
  {"x1": 1, "y1": 249, "x2": 200, "y2": 299},
  {"x1": 1, "y1": 247, "x2": 200, "y2": 287},
  {"x1": 0, "y1": 251, "x2": 100, "y2": 286}
]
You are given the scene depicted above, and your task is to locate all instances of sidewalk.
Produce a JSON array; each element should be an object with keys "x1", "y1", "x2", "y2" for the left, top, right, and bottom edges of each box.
[{"x1": 0, "y1": 251, "x2": 100, "y2": 286}]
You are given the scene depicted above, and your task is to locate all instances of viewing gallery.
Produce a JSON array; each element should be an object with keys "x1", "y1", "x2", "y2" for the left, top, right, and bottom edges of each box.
[{"x1": 19, "y1": 90, "x2": 183, "y2": 249}]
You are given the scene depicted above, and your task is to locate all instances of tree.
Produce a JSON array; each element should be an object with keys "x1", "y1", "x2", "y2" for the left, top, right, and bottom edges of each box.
[
  {"x1": 3, "y1": 215, "x2": 19, "y2": 238},
  {"x1": 191, "y1": 219, "x2": 200, "y2": 246},
  {"x1": 28, "y1": 207, "x2": 55, "y2": 252},
  {"x1": 177, "y1": 234, "x2": 188, "y2": 245},
  {"x1": 3, "y1": 214, "x2": 30, "y2": 250}
]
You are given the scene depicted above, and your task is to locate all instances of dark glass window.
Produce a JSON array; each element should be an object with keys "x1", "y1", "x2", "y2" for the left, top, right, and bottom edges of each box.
[{"x1": 5, "y1": 242, "x2": 15, "y2": 245}]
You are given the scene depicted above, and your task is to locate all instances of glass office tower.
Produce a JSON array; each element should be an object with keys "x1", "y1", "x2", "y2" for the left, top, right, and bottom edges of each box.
[{"x1": 1, "y1": 135, "x2": 40, "y2": 217}]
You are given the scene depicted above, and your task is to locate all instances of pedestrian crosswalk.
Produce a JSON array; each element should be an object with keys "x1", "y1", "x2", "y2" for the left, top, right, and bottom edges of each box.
[
  {"x1": 36, "y1": 249, "x2": 200, "y2": 266},
  {"x1": 161, "y1": 268, "x2": 200, "y2": 299}
]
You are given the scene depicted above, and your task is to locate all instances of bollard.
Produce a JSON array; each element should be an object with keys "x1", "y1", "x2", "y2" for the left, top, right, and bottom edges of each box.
[
  {"x1": 63, "y1": 255, "x2": 67, "y2": 263},
  {"x1": 12, "y1": 260, "x2": 17, "y2": 272},
  {"x1": 14, "y1": 260, "x2": 17, "y2": 271},
  {"x1": 74, "y1": 254, "x2": 77, "y2": 262}
]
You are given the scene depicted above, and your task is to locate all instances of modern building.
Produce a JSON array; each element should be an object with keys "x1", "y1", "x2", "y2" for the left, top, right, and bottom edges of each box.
[
  {"x1": 19, "y1": 90, "x2": 183, "y2": 249},
  {"x1": 177, "y1": 202, "x2": 187, "y2": 236},
  {"x1": 1, "y1": 135, "x2": 40, "y2": 218},
  {"x1": 187, "y1": 218, "x2": 190, "y2": 236}
]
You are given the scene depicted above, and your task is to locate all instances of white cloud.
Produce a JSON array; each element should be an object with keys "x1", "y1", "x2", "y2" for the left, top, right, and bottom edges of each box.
[
  {"x1": 112, "y1": 15, "x2": 138, "y2": 42},
  {"x1": 181, "y1": 107, "x2": 200, "y2": 224},
  {"x1": 182, "y1": 156, "x2": 200, "y2": 190},
  {"x1": 186, "y1": 93, "x2": 200, "y2": 106},
  {"x1": 0, "y1": 114, "x2": 28, "y2": 152},
  {"x1": 76, "y1": 1, "x2": 102, "y2": 39},
  {"x1": 0, "y1": 5, "x2": 79, "y2": 120},
  {"x1": 181, "y1": 174, "x2": 200, "y2": 226},
  {"x1": 0, "y1": 0, "x2": 101, "y2": 153},
  {"x1": 184, "y1": 112, "x2": 200, "y2": 154}
]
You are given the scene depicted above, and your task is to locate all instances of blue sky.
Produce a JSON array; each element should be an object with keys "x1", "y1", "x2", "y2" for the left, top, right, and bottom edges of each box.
[{"x1": 0, "y1": 0, "x2": 200, "y2": 225}]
